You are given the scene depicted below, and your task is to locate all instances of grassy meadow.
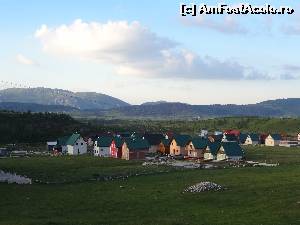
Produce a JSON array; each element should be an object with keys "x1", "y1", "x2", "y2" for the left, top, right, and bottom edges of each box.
[{"x1": 0, "y1": 146, "x2": 300, "y2": 225}]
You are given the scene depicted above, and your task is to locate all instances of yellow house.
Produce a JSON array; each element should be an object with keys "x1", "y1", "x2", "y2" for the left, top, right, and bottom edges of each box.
[{"x1": 169, "y1": 135, "x2": 192, "y2": 156}]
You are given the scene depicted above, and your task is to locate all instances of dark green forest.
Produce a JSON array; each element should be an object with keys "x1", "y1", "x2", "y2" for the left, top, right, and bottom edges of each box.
[{"x1": 1, "y1": 111, "x2": 300, "y2": 144}]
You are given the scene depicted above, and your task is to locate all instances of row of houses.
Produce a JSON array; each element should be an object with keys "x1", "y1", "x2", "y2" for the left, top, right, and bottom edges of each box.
[
  {"x1": 47, "y1": 130, "x2": 300, "y2": 160},
  {"x1": 50, "y1": 132, "x2": 245, "y2": 161}
]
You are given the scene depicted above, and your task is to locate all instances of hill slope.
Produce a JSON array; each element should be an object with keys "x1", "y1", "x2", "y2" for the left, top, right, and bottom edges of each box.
[
  {"x1": 100, "y1": 99, "x2": 300, "y2": 118},
  {"x1": 0, "y1": 102, "x2": 79, "y2": 113},
  {"x1": 0, "y1": 88, "x2": 129, "y2": 110}
]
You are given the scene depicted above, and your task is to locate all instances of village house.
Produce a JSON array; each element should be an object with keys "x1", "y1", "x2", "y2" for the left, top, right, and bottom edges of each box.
[
  {"x1": 298, "y1": 133, "x2": 300, "y2": 141},
  {"x1": 113, "y1": 136, "x2": 124, "y2": 158},
  {"x1": 57, "y1": 133, "x2": 87, "y2": 155},
  {"x1": 158, "y1": 139, "x2": 171, "y2": 155},
  {"x1": 265, "y1": 134, "x2": 282, "y2": 146},
  {"x1": 204, "y1": 141, "x2": 221, "y2": 161},
  {"x1": 94, "y1": 136, "x2": 118, "y2": 158},
  {"x1": 244, "y1": 134, "x2": 260, "y2": 145},
  {"x1": 170, "y1": 135, "x2": 192, "y2": 156},
  {"x1": 122, "y1": 138, "x2": 150, "y2": 160},
  {"x1": 216, "y1": 142, "x2": 245, "y2": 161},
  {"x1": 143, "y1": 133, "x2": 165, "y2": 153},
  {"x1": 188, "y1": 137, "x2": 208, "y2": 158}
]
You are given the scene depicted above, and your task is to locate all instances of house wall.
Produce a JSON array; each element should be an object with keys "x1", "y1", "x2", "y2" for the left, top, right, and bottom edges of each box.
[
  {"x1": 244, "y1": 137, "x2": 259, "y2": 145},
  {"x1": 170, "y1": 139, "x2": 180, "y2": 156},
  {"x1": 265, "y1": 136, "x2": 280, "y2": 146},
  {"x1": 148, "y1": 145, "x2": 158, "y2": 153},
  {"x1": 122, "y1": 143, "x2": 129, "y2": 160},
  {"x1": 298, "y1": 133, "x2": 300, "y2": 141},
  {"x1": 203, "y1": 146, "x2": 214, "y2": 160},
  {"x1": 63, "y1": 137, "x2": 87, "y2": 155},
  {"x1": 216, "y1": 147, "x2": 227, "y2": 161},
  {"x1": 184, "y1": 141, "x2": 194, "y2": 157},
  {"x1": 204, "y1": 152, "x2": 214, "y2": 160},
  {"x1": 128, "y1": 150, "x2": 147, "y2": 160}
]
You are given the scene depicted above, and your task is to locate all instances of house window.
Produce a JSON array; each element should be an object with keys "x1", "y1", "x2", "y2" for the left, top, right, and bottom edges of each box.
[
  {"x1": 101, "y1": 149, "x2": 103, "y2": 151},
  {"x1": 81, "y1": 143, "x2": 83, "y2": 145},
  {"x1": 76, "y1": 143, "x2": 78, "y2": 145}
]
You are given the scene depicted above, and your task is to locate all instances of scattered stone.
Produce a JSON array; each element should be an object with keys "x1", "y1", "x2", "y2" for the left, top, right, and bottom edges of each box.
[
  {"x1": 183, "y1": 182, "x2": 224, "y2": 193},
  {"x1": 0, "y1": 170, "x2": 32, "y2": 184}
]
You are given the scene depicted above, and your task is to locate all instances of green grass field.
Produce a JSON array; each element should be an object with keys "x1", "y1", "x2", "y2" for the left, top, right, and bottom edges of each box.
[{"x1": 0, "y1": 146, "x2": 300, "y2": 225}]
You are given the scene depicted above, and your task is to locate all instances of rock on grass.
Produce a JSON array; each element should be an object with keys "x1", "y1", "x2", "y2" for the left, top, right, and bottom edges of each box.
[{"x1": 183, "y1": 182, "x2": 224, "y2": 193}]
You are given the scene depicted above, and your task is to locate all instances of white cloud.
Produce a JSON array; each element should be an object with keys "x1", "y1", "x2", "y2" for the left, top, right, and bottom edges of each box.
[
  {"x1": 16, "y1": 54, "x2": 38, "y2": 66},
  {"x1": 192, "y1": 15, "x2": 248, "y2": 34},
  {"x1": 35, "y1": 19, "x2": 271, "y2": 80}
]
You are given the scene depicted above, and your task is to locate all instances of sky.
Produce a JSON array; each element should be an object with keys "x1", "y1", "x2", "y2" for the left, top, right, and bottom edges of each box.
[{"x1": 0, "y1": 0, "x2": 300, "y2": 105}]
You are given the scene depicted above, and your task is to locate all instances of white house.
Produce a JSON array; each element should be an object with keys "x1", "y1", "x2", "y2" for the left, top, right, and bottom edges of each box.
[
  {"x1": 298, "y1": 133, "x2": 300, "y2": 141},
  {"x1": 58, "y1": 133, "x2": 87, "y2": 155},
  {"x1": 265, "y1": 134, "x2": 281, "y2": 146},
  {"x1": 244, "y1": 134, "x2": 259, "y2": 145},
  {"x1": 94, "y1": 136, "x2": 117, "y2": 157}
]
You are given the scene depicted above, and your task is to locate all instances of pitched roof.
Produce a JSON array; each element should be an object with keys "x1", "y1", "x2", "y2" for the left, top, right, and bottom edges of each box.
[
  {"x1": 249, "y1": 133, "x2": 259, "y2": 141},
  {"x1": 207, "y1": 141, "x2": 221, "y2": 155},
  {"x1": 143, "y1": 133, "x2": 165, "y2": 145},
  {"x1": 221, "y1": 142, "x2": 245, "y2": 157},
  {"x1": 269, "y1": 134, "x2": 282, "y2": 140},
  {"x1": 212, "y1": 134, "x2": 223, "y2": 142},
  {"x1": 223, "y1": 134, "x2": 238, "y2": 141},
  {"x1": 96, "y1": 136, "x2": 113, "y2": 147},
  {"x1": 58, "y1": 133, "x2": 81, "y2": 146},
  {"x1": 173, "y1": 134, "x2": 192, "y2": 147},
  {"x1": 192, "y1": 137, "x2": 208, "y2": 149},
  {"x1": 113, "y1": 136, "x2": 124, "y2": 148},
  {"x1": 161, "y1": 138, "x2": 172, "y2": 146},
  {"x1": 125, "y1": 138, "x2": 150, "y2": 151},
  {"x1": 239, "y1": 133, "x2": 248, "y2": 143}
]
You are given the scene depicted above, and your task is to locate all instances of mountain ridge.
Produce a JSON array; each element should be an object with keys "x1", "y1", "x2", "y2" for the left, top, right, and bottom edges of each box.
[{"x1": 0, "y1": 88, "x2": 300, "y2": 118}]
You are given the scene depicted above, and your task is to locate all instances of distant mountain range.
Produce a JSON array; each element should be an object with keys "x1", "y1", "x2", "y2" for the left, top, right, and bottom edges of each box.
[
  {"x1": 0, "y1": 88, "x2": 300, "y2": 118},
  {"x1": 0, "y1": 88, "x2": 129, "y2": 110}
]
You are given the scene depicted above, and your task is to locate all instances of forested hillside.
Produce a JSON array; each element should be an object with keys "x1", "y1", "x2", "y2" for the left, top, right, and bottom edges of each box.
[{"x1": 0, "y1": 111, "x2": 84, "y2": 143}]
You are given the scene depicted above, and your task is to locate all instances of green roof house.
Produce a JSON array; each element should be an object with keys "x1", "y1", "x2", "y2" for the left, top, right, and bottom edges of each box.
[
  {"x1": 204, "y1": 141, "x2": 221, "y2": 160},
  {"x1": 188, "y1": 137, "x2": 208, "y2": 158},
  {"x1": 217, "y1": 142, "x2": 245, "y2": 161},
  {"x1": 57, "y1": 133, "x2": 87, "y2": 155},
  {"x1": 122, "y1": 138, "x2": 150, "y2": 160}
]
